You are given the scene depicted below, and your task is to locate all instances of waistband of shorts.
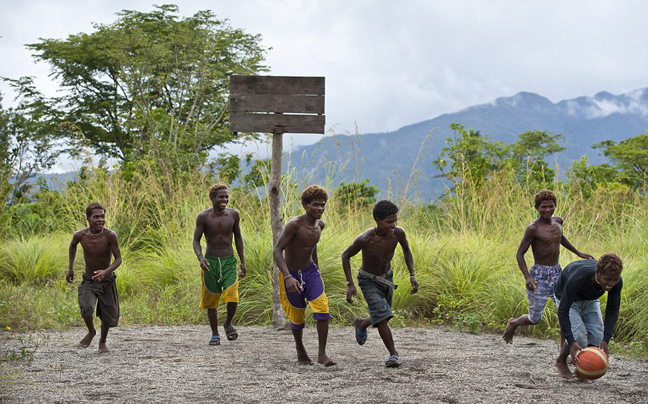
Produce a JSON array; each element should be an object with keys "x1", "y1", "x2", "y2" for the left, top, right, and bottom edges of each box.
[
  {"x1": 289, "y1": 262, "x2": 317, "y2": 275},
  {"x1": 358, "y1": 269, "x2": 397, "y2": 289},
  {"x1": 530, "y1": 263, "x2": 562, "y2": 271},
  {"x1": 205, "y1": 254, "x2": 235, "y2": 261},
  {"x1": 82, "y1": 273, "x2": 116, "y2": 282}
]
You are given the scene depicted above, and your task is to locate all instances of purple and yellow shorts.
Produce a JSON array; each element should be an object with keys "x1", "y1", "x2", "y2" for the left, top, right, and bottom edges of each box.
[{"x1": 279, "y1": 262, "x2": 331, "y2": 330}]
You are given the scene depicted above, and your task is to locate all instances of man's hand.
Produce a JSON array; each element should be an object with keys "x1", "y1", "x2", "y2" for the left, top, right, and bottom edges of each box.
[
  {"x1": 92, "y1": 269, "x2": 108, "y2": 282},
  {"x1": 578, "y1": 252, "x2": 595, "y2": 260},
  {"x1": 600, "y1": 340, "x2": 609, "y2": 357},
  {"x1": 410, "y1": 275, "x2": 419, "y2": 294},
  {"x1": 525, "y1": 276, "x2": 538, "y2": 292},
  {"x1": 285, "y1": 276, "x2": 302, "y2": 294},
  {"x1": 199, "y1": 257, "x2": 210, "y2": 272},
  {"x1": 346, "y1": 284, "x2": 357, "y2": 303},
  {"x1": 66, "y1": 269, "x2": 74, "y2": 283},
  {"x1": 570, "y1": 342, "x2": 583, "y2": 365},
  {"x1": 239, "y1": 263, "x2": 247, "y2": 279}
]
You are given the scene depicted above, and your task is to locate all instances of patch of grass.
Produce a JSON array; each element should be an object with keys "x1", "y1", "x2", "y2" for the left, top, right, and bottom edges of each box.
[{"x1": 1, "y1": 157, "x2": 648, "y2": 359}]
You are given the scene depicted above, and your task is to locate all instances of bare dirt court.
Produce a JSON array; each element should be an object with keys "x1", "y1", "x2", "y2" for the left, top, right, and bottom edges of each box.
[{"x1": 1, "y1": 325, "x2": 647, "y2": 403}]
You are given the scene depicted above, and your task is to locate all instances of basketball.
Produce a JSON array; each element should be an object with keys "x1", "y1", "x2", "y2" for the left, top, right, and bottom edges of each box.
[{"x1": 576, "y1": 347, "x2": 609, "y2": 380}]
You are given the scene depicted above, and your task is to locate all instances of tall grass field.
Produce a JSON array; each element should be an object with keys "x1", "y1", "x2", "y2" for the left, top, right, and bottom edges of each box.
[{"x1": 1, "y1": 160, "x2": 647, "y2": 358}]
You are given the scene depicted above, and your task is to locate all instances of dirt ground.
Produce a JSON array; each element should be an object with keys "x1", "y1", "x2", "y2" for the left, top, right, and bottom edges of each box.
[{"x1": 1, "y1": 325, "x2": 647, "y2": 403}]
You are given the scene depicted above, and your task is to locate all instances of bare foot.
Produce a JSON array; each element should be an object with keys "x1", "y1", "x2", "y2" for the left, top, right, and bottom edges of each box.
[
  {"x1": 317, "y1": 354, "x2": 337, "y2": 367},
  {"x1": 555, "y1": 360, "x2": 573, "y2": 379},
  {"x1": 297, "y1": 350, "x2": 313, "y2": 365},
  {"x1": 502, "y1": 318, "x2": 516, "y2": 344},
  {"x1": 79, "y1": 331, "x2": 96, "y2": 348},
  {"x1": 98, "y1": 343, "x2": 109, "y2": 353}
]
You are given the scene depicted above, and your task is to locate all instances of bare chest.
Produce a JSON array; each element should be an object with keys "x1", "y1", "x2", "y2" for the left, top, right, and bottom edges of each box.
[
  {"x1": 293, "y1": 223, "x2": 322, "y2": 247},
  {"x1": 80, "y1": 235, "x2": 110, "y2": 255},
  {"x1": 204, "y1": 215, "x2": 235, "y2": 235},
  {"x1": 534, "y1": 223, "x2": 563, "y2": 244}
]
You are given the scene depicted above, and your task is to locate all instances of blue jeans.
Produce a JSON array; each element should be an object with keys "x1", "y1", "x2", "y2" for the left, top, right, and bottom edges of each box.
[{"x1": 556, "y1": 298, "x2": 604, "y2": 347}]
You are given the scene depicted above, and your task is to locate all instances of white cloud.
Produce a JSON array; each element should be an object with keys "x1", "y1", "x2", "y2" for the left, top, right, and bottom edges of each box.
[{"x1": 1, "y1": 0, "x2": 647, "y2": 139}]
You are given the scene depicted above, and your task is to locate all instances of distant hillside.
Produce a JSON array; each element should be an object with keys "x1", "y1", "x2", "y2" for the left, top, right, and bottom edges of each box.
[{"x1": 288, "y1": 88, "x2": 648, "y2": 201}]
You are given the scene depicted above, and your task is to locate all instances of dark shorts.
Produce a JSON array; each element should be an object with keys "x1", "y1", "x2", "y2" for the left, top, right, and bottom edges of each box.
[
  {"x1": 358, "y1": 271, "x2": 394, "y2": 326},
  {"x1": 78, "y1": 274, "x2": 120, "y2": 327}
]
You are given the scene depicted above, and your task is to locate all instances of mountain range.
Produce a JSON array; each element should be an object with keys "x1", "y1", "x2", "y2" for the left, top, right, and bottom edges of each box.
[{"x1": 288, "y1": 88, "x2": 648, "y2": 201}]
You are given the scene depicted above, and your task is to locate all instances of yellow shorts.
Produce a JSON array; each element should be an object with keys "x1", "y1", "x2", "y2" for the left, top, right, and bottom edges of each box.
[
  {"x1": 279, "y1": 263, "x2": 330, "y2": 330},
  {"x1": 199, "y1": 255, "x2": 239, "y2": 309}
]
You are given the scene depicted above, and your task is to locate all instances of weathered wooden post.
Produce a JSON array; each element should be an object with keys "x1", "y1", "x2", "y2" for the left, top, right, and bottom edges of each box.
[{"x1": 229, "y1": 76, "x2": 325, "y2": 328}]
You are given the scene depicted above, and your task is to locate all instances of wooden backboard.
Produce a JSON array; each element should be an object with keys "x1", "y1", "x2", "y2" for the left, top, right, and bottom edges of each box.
[{"x1": 229, "y1": 75, "x2": 325, "y2": 134}]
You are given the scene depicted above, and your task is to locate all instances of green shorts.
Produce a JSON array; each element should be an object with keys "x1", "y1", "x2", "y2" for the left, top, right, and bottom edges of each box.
[{"x1": 199, "y1": 255, "x2": 239, "y2": 309}]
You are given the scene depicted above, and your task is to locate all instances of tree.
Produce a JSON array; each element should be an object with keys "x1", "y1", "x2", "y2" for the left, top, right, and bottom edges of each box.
[
  {"x1": 432, "y1": 124, "x2": 499, "y2": 190},
  {"x1": 506, "y1": 130, "x2": 565, "y2": 187},
  {"x1": 594, "y1": 131, "x2": 648, "y2": 189},
  {"x1": 432, "y1": 125, "x2": 567, "y2": 194},
  {"x1": 26, "y1": 5, "x2": 268, "y2": 174},
  {"x1": 334, "y1": 179, "x2": 379, "y2": 207},
  {"x1": 0, "y1": 89, "x2": 60, "y2": 207}
]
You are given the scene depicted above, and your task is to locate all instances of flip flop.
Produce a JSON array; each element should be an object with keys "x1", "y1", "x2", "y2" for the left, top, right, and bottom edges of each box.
[
  {"x1": 208, "y1": 335, "x2": 220, "y2": 346},
  {"x1": 354, "y1": 317, "x2": 367, "y2": 345},
  {"x1": 224, "y1": 324, "x2": 238, "y2": 341},
  {"x1": 385, "y1": 354, "x2": 402, "y2": 367}
]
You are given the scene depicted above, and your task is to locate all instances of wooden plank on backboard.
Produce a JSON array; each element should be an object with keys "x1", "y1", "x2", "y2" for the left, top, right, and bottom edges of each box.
[
  {"x1": 230, "y1": 76, "x2": 324, "y2": 95},
  {"x1": 230, "y1": 94, "x2": 324, "y2": 114},
  {"x1": 230, "y1": 113, "x2": 325, "y2": 134}
]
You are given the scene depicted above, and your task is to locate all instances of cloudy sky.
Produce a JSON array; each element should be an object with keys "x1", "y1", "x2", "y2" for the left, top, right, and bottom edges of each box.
[{"x1": 1, "y1": 0, "x2": 647, "y2": 166}]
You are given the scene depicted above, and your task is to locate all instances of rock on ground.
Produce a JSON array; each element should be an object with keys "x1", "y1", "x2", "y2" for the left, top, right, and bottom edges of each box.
[{"x1": 1, "y1": 326, "x2": 647, "y2": 403}]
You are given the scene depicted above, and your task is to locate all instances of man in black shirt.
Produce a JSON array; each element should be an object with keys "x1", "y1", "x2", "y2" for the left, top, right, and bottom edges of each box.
[{"x1": 553, "y1": 253, "x2": 623, "y2": 379}]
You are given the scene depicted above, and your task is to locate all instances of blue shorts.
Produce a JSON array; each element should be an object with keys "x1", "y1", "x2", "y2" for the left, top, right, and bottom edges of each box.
[{"x1": 526, "y1": 263, "x2": 561, "y2": 323}]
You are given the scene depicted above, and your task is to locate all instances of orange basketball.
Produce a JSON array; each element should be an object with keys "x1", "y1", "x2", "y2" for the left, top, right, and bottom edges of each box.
[{"x1": 576, "y1": 347, "x2": 609, "y2": 380}]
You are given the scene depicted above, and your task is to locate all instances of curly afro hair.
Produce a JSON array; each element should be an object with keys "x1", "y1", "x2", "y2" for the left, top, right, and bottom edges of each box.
[
  {"x1": 209, "y1": 184, "x2": 228, "y2": 200},
  {"x1": 534, "y1": 190, "x2": 557, "y2": 208},
  {"x1": 86, "y1": 202, "x2": 105, "y2": 218},
  {"x1": 373, "y1": 200, "x2": 399, "y2": 220},
  {"x1": 597, "y1": 253, "x2": 623, "y2": 275},
  {"x1": 301, "y1": 185, "x2": 328, "y2": 205}
]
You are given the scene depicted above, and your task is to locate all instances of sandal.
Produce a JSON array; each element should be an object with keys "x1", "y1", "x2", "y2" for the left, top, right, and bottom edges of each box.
[
  {"x1": 385, "y1": 354, "x2": 402, "y2": 367},
  {"x1": 208, "y1": 335, "x2": 221, "y2": 346},
  {"x1": 224, "y1": 324, "x2": 238, "y2": 341},
  {"x1": 354, "y1": 317, "x2": 367, "y2": 345}
]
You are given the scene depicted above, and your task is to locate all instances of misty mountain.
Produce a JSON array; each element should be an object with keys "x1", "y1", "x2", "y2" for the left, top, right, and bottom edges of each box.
[{"x1": 288, "y1": 88, "x2": 648, "y2": 201}]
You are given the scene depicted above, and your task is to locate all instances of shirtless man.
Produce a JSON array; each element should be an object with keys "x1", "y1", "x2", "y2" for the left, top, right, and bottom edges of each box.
[
  {"x1": 193, "y1": 184, "x2": 246, "y2": 345},
  {"x1": 273, "y1": 185, "x2": 335, "y2": 366},
  {"x1": 341, "y1": 200, "x2": 418, "y2": 367},
  {"x1": 503, "y1": 190, "x2": 593, "y2": 344},
  {"x1": 67, "y1": 202, "x2": 122, "y2": 353}
]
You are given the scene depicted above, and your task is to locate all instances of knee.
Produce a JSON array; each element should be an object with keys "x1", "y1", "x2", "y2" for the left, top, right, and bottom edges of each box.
[
  {"x1": 528, "y1": 312, "x2": 542, "y2": 324},
  {"x1": 79, "y1": 303, "x2": 94, "y2": 318},
  {"x1": 572, "y1": 328, "x2": 589, "y2": 348},
  {"x1": 588, "y1": 325, "x2": 604, "y2": 346}
]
